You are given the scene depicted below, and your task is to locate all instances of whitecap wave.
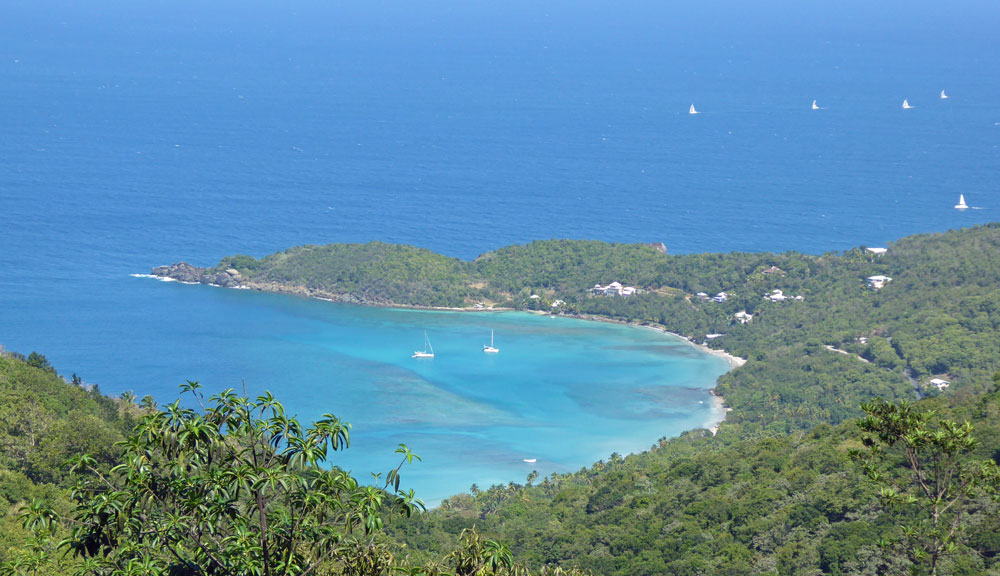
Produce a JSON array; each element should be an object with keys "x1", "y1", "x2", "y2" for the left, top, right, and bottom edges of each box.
[{"x1": 131, "y1": 273, "x2": 178, "y2": 282}]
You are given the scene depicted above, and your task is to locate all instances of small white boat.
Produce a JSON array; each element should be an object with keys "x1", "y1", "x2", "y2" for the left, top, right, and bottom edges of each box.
[
  {"x1": 483, "y1": 330, "x2": 499, "y2": 354},
  {"x1": 811, "y1": 100, "x2": 819, "y2": 110},
  {"x1": 412, "y1": 331, "x2": 434, "y2": 358},
  {"x1": 902, "y1": 99, "x2": 913, "y2": 110},
  {"x1": 940, "y1": 90, "x2": 948, "y2": 99},
  {"x1": 523, "y1": 458, "x2": 537, "y2": 464},
  {"x1": 689, "y1": 104, "x2": 699, "y2": 115},
  {"x1": 955, "y1": 194, "x2": 969, "y2": 210}
]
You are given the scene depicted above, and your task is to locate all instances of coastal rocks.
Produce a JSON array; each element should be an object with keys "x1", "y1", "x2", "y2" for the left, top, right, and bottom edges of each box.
[
  {"x1": 151, "y1": 262, "x2": 243, "y2": 287},
  {"x1": 213, "y1": 271, "x2": 237, "y2": 287},
  {"x1": 152, "y1": 262, "x2": 203, "y2": 283}
]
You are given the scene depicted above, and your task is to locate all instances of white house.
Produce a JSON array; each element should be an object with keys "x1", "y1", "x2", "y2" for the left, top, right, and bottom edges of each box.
[
  {"x1": 866, "y1": 247, "x2": 888, "y2": 255},
  {"x1": 593, "y1": 283, "x2": 620, "y2": 296},
  {"x1": 712, "y1": 292, "x2": 728, "y2": 303},
  {"x1": 734, "y1": 311, "x2": 753, "y2": 324},
  {"x1": 867, "y1": 275, "x2": 892, "y2": 289},
  {"x1": 929, "y1": 378, "x2": 950, "y2": 390},
  {"x1": 593, "y1": 281, "x2": 637, "y2": 298},
  {"x1": 765, "y1": 289, "x2": 787, "y2": 302}
]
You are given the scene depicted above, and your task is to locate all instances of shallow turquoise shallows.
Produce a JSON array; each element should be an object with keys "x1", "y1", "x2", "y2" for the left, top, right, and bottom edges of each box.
[{"x1": 134, "y1": 280, "x2": 730, "y2": 503}]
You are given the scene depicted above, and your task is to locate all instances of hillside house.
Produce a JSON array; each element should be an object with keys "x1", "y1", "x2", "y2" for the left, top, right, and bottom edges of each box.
[
  {"x1": 929, "y1": 378, "x2": 950, "y2": 390},
  {"x1": 765, "y1": 289, "x2": 787, "y2": 302},
  {"x1": 867, "y1": 275, "x2": 892, "y2": 289},
  {"x1": 592, "y1": 282, "x2": 637, "y2": 297}
]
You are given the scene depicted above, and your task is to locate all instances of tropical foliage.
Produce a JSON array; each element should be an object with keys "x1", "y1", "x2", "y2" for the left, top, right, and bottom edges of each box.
[{"x1": 0, "y1": 354, "x2": 587, "y2": 576}]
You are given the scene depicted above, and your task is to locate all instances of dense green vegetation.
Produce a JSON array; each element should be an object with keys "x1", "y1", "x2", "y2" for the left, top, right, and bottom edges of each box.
[
  {"x1": 0, "y1": 354, "x2": 588, "y2": 576},
  {"x1": 0, "y1": 352, "x2": 133, "y2": 574}
]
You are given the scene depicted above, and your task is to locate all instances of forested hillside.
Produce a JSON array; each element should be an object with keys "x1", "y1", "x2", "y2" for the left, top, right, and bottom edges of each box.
[{"x1": 0, "y1": 352, "x2": 133, "y2": 573}]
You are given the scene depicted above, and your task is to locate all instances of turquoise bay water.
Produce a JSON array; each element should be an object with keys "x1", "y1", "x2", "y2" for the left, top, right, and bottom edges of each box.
[{"x1": 122, "y1": 279, "x2": 729, "y2": 502}]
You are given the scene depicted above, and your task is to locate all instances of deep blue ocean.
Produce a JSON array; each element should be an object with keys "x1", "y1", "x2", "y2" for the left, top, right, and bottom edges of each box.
[{"x1": 1, "y1": 0, "x2": 998, "y2": 501}]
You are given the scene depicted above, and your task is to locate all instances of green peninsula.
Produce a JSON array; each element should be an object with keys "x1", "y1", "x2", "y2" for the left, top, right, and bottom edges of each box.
[{"x1": 155, "y1": 224, "x2": 1000, "y2": 435}]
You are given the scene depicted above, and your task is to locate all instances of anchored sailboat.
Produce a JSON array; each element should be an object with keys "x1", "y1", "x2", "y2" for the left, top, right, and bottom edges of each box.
[
  {"x1": 483, "y1": 330, "x2": 499, "y2": 354},
  {"x1": 902, "y1": 99, "x2": 913, "y2": 110},
  {"x1": 955, "y1": 194, "x2": 969, "y2": 210},
  {"x1": 412, "y1": 331, "x2": 434, "y2": 358},
  {"x1": 688, "y1": 104, "x2": 699, "y2": 115}
]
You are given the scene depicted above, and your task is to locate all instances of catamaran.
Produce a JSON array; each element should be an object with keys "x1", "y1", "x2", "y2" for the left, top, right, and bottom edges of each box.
[
  {"x1": 940, "y1": 90, "x2": 948, "y2": 99},
  {"x1": 902, "y1": 99, "x2": 913, "y2": 109},
  {"x1": 412, "y1": 331, "x2": 434, "y2": 358},
  {"x1": 811, "y1": 100, "x2": 819, "y2": 110},
  {"x1": 689, "y1": 104, "x2": 699, "y2": 115},
  {"x1": 955, "y1": 194, "x2": 969, "y2": 210},
  {"x1": 483, "y1": 330, "x2": 499, "y2": 354}
]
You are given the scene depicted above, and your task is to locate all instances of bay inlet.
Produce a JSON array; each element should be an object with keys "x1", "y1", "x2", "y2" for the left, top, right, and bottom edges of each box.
[{"x1": 125, "y1": 279, "x2": 733, "y2": 503}]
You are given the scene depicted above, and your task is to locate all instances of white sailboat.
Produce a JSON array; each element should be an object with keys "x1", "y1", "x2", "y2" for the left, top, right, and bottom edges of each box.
[
  {"x1": 811, "y1": 100, "x2": 819, "y2": 110},
  {"x1": 412, "y1": 331, "x2": 434, "y2": 358},
  {"x1": 955, "y1": 194, "x2": 969, "y2": 210},
  {"x1": 940, "y1": 90, "x2": 948, "y2": 99},
  {"x1": 483, "y1": 330, "x2": 499, "y2": 354},
  {"x1": 902, "y1": 99, "x2": 913, "y2": 109},
  {"x1": 688, "y1": 104, "x2": 699, "y2": 115}
]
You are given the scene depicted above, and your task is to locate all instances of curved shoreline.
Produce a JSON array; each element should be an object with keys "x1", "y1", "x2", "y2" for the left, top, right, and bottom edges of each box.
[
  {"x1": 145, "y1": 273, "x2": 744, "y2": 436},
  {"x1": 549, "y1": 312, "x2": 743, "y2": 435}
]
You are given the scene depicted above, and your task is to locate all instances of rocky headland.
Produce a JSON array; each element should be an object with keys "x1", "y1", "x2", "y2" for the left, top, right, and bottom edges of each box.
[
  {"x1": 152, "y1": 263, "x2": 244, "y2": 288},
  {"x1": 151, "y1": 262, "x2": 382, "y2": 305}
]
